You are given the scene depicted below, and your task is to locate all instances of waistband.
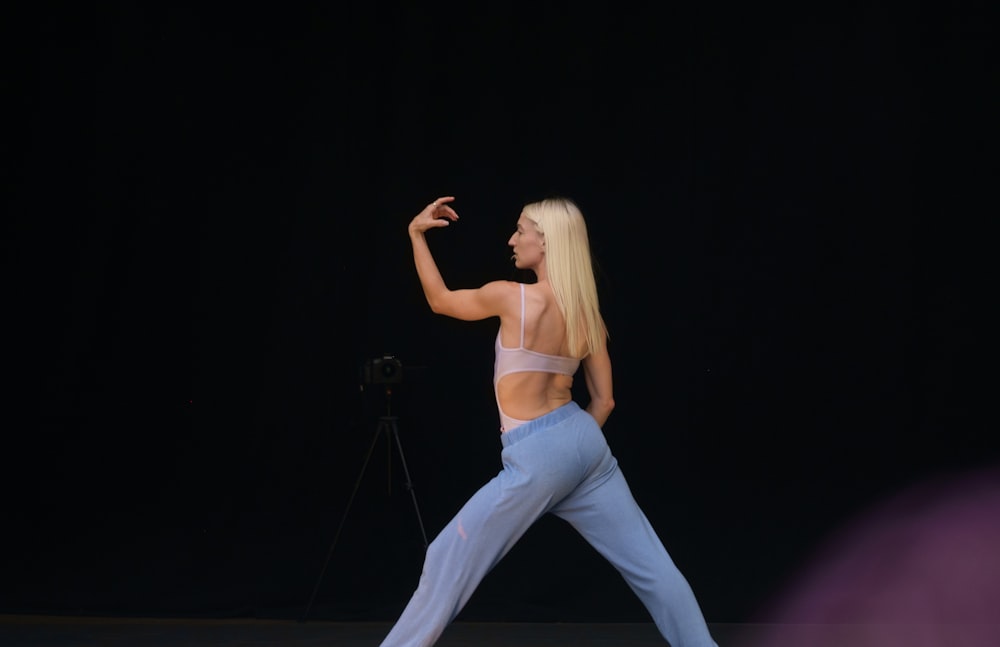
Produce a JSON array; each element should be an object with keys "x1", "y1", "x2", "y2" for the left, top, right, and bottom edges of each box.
[{"x1": 500, "y1": 401, "x2": 582, "y2": 448}]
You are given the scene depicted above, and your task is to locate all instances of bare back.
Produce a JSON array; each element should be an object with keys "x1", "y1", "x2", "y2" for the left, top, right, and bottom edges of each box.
[{"x1": 495, "y1": 281, "x2": 579, "y2": 425}]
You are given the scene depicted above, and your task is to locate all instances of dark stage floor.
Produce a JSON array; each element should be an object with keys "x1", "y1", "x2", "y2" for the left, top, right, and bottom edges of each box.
[{"x1": 3, "y1": 615, "x2": 999, "y2": 647}]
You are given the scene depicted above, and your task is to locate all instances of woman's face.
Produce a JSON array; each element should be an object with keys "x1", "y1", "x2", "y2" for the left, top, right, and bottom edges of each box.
[{"x1": 508, "y1": 214, "x2": 545, "y2": 269}]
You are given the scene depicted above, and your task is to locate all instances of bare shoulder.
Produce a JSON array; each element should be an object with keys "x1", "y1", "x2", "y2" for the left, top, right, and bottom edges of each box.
[
  {"x1": 481, "y1": 280, "x2": 522, "y2": 312},
  {"x1": 482, "y1": 279, "x2": 520, "y2": 292}
]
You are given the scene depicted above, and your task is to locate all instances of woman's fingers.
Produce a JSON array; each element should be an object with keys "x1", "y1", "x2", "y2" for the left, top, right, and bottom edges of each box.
[
  {"x1": 427, "y1": 197, "x2": 459, "y2": 221},
  {"x1": 412, "y1": 196, "x2": 458, "y2": 232}
]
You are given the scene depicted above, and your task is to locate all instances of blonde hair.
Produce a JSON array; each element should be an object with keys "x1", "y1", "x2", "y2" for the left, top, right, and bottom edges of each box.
[{"x1": 522, "y1": 197, "x2": 607, "y2": 358}]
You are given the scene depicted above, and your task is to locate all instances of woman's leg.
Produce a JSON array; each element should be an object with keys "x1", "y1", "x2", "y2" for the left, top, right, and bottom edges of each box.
[
  {"x1": 551, "y1": 422, "x2": 719, "y2": 647},
  {"x1": 380, "y1": 405, "x2": 588, "y2": 647}
]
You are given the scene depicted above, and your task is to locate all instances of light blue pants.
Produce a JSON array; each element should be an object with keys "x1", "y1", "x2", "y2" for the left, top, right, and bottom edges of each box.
[{"x1": 380, "y1": 402, "x2": 718, "y2": 647}]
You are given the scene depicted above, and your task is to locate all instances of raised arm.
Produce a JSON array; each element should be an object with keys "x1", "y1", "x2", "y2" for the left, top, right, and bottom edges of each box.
[
  {"x1": 408, "y1": 196, "x2": 509, "y2": 321},
  {"x1": 581, "y1": 342, "x2": 615, "y2": 428}
]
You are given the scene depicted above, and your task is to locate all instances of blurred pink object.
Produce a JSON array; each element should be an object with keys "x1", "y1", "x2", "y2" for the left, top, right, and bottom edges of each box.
[{"x1": 744, "y1": 465, "x2": 1000, "y2": 647}]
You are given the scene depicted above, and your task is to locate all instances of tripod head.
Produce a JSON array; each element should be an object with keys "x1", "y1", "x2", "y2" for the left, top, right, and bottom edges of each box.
[
  {"x1": 362, "y1": 354, "x2": 403, "y2": 386},
  {"x1": 361, "y1": 354, "x2": 403, "y2": 417}
]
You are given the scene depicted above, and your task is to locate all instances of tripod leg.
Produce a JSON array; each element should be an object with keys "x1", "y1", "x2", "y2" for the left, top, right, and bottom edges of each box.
[
  {"x1": 301, "y1": 420, "x2": 385, "y2": 622},
  {"x1": 388, "y1": 419, "x2": 429, "y2": 549}
]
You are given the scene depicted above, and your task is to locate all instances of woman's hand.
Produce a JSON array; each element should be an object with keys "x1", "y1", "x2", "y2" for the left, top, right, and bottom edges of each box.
[{"x1": 409, "y1": 196, "x2": 459, "y2": 235}]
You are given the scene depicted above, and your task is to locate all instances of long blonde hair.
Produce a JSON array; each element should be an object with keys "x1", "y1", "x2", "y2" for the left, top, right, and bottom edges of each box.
[{"x1": 522, "y1": 197, "x2": 607, "y2": 358}]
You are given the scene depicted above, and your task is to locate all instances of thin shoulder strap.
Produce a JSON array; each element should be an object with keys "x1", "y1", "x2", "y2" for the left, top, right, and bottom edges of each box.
[{"x1": 519, "y1": 283, "x2": 526, "y2": 348}]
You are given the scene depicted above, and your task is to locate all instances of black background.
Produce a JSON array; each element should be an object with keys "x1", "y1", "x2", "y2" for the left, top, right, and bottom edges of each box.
[{"x1": 3, "y1": 1, "x2": 994, "y2": 625}]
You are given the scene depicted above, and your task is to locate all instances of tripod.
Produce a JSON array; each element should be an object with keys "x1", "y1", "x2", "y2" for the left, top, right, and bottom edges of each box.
[{"x1": 301, "y1": 385, "x2": 428, "y2": 621}]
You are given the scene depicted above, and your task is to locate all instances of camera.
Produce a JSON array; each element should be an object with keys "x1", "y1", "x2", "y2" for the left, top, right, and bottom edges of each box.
[{"x1": 363, "y1": 355, "x2": 403, "y2": 385}]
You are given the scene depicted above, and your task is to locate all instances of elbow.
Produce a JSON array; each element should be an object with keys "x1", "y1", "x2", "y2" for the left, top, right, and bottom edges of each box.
[
  {"x1": 425, "y1": 293, "x2": 446, "y2": 314},
  {"x1": 423, "y1": 284, "x2": 455, "y2": 315},
  {"x1": 595, "y1": 396, "x2": 615, "y2": 418},
  {"x1": 586, "y1": 396, "x2": 615, "y2": 428}
]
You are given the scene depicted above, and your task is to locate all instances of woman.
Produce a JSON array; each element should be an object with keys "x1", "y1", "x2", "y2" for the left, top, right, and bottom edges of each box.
[{"x1": 381, "y1": 196, "x2": 718, "y2": 647}]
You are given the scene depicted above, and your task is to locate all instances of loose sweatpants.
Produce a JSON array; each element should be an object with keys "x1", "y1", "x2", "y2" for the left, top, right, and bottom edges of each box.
[{"x1": 380, "y1": 402, "x2": 718, "y2": 647}]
